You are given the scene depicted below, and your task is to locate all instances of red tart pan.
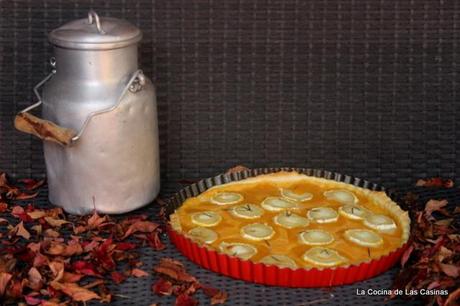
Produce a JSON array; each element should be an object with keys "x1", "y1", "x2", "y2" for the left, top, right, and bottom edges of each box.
[{"x1": 165, "y1": 168, "x2": 408, "y2": 287}]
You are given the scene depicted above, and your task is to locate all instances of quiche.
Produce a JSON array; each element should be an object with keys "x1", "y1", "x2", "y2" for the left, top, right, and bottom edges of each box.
[{"x1": 170, "y1": 171, "x2": 410, "y2": 269}]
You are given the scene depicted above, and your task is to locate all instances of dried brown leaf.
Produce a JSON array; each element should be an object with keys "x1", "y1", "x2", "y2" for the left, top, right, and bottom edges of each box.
[
  {"x1": 45, "y1": 241, "x2": 82, "y2": 257},
  {"x1": 87, "y1": 211, "x2": 108, "y2": 228},
  {"x1": 51, "y1": 281, "x2": 100, "y2": 302},
  {"x1": 203, "y1": 285, "x2": 228, "y2": 305},
  {"x1": 92, "y1": 237, "x2": 116, "y2": 271},
  {"x1": 152, "y1": 278, "x2": 173, "y2": 296},
  {"x1": 131, "y1": 268, "x2": 149, "y2": 278},
  {"x1": 400, "y1": 244, "x2": 414, "y2": 268},
  {"x1": 18, "y1": 178, "x2": 45, "y2": 190},
  {"x1": 424, "y1": 199, "x2": 448, "y2": 218},
  {"x1": 153, "y1": 258, "x2": 197, "y2": 283},
  {"x1": 110, "y1": 271, "x2": 126, "y2": 284},
  {"x1": 30, "y1": 224, "x2": 42, "y2": 235},
  {"x1": 436, "y1": 246, "x2": 454, "y2": 263},
  {"x1": 27, "y1": 210, "x2": 47, "y2": 219},
  {"x1": 13, "y1": 221, "x2": 30, "y2": 240},
  {"x1": 121, "y1": 220, "x2": 159, "y2": 239},
  {"x1": 226, "y1": 165, "x2": 250, "y2": 174},
  {"x1": 26, "y1": 242, "x2": 41, "y2": 253},
  {"x1": 211, "y1": 290, "x2": 228, "y2": 305},
  {"x1": 15, "y1": 191, "x2": 39, "y2": 200},
  {"x1": 0, "y1": 173, "x2": 20, "y2": 198},
  {"x1": 44, "y1": 228, "x2": 60, "y2": 238},
  {"x1": 49, "y1": 261, "x2": 64, "y2": 282},
  {"x1": 61, "y1": 271, "x2": 83, "y2": 283},
  {"x1": 0, "y1": 272, "x2": 12, "y2": 295},
  {"x1": 44, "y1": 216, "x2": 69, "y2": 227},
  {"x1": 416, "y1": 178, "x2": 454, "y2": 188},
  {"x1": 27, "y1": 267, "x2": 43, "y2": 290},
  {"x1": 439, "y1": 263, "x2": 460, "y2": 278}
]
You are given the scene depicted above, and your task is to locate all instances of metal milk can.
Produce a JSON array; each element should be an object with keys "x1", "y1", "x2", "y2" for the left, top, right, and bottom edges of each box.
[{"x1": 14, "y1": 11, "x2": 160, "y2": 214}]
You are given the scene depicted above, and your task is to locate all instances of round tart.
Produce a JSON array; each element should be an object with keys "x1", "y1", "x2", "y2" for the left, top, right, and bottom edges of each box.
[
  {"x1": 307, "y1": 207, "x2": 339, "y2": 223},
  {"x1": 299, "y1": 230, "x2": 334, "y2": 246},
  {"x1": 280, "y1": 188, "x2": 313, "y2": 202},
  {"x1": 364, "y1": 214, "x2": 397, "y2": 232},
  {"x1": 187, "y1": 227, "x2": 218, "y2": 244},
  {"x1": 230, "y1": 203, "x2": 264, "y2": 219},
  {"x1": 344, "y1": 229, "x2": 383, "y2": 248},
  {"x1": 241, "y1": 223, "x2": 275, "y2": 241},
  {"x1": 261, "y1": 197, "x2": 298, "y2": 211},
  {"x1": 274, "y1": 211, "x2": 309, "y2": 229},
  {"x1": 211, "y1": 192, "x2": 243, "y2": 205},
  {"x1": 219, "y1": 242, "x2": 257, "y2": 260},
  {"x1": 169, "y1": 171, "x2": 410, "y2": 274},
  {"x1": 191, "y1": 211, "x2": 222, "y2": 227},
  {"x1": 302, "y1": 247, "x2": 347, "y2": 267},
  {"x1": 259, "y1": 255, "x2": 297, "y2": 269}
]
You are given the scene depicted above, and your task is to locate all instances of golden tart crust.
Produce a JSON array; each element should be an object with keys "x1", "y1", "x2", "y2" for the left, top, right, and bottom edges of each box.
[{"x1": 170, "y1": 171, "x2": 410, "y2": 270}]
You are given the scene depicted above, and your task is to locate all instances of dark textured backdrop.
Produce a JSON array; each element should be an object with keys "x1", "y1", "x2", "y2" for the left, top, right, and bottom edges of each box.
[{"x1": 0, "y1": 0, "x2": 459, "y2": 188}]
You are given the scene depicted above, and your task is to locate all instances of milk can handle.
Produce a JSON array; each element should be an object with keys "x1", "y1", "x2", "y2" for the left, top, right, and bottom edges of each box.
[
  {"x1": 14, "y1": 69, "x2": 146, "y2": 146},
  {"x1": 87, "y1": 10, "x2": 105, "y2": 34},
  {"x1": 72, "y1": 69, "x2": 146, "y2": 142}
]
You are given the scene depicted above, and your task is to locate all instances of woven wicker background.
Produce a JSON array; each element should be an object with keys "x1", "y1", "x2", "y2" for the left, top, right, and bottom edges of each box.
[{"x1": 1, "y1": 0, "x2": 459, "y2": 187}]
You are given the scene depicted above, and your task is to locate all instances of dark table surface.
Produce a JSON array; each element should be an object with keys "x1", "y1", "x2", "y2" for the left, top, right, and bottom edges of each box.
[{"x1": 4, "y1": 179, "x2": 458, "y2": 306}]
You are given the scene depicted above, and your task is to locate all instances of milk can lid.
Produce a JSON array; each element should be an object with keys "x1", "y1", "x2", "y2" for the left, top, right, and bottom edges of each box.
[{"x1": 49, "y1": 10, "x2": 142, "y2": 50}]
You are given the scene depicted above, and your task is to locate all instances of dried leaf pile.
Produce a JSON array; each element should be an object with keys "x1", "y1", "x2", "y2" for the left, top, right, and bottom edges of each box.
[
  {"x1": 392, "y1": 182, "x2": 460, "y2": 306},
  {"x1": 0, "y1": 173, "x2": 167, "y2": 305},
  {"x1": 416, "y1": 178, "x2": 455, "y2": 189},
  {"x1": 152, "y1": 258, "x2": 227, "y2": 305}
]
